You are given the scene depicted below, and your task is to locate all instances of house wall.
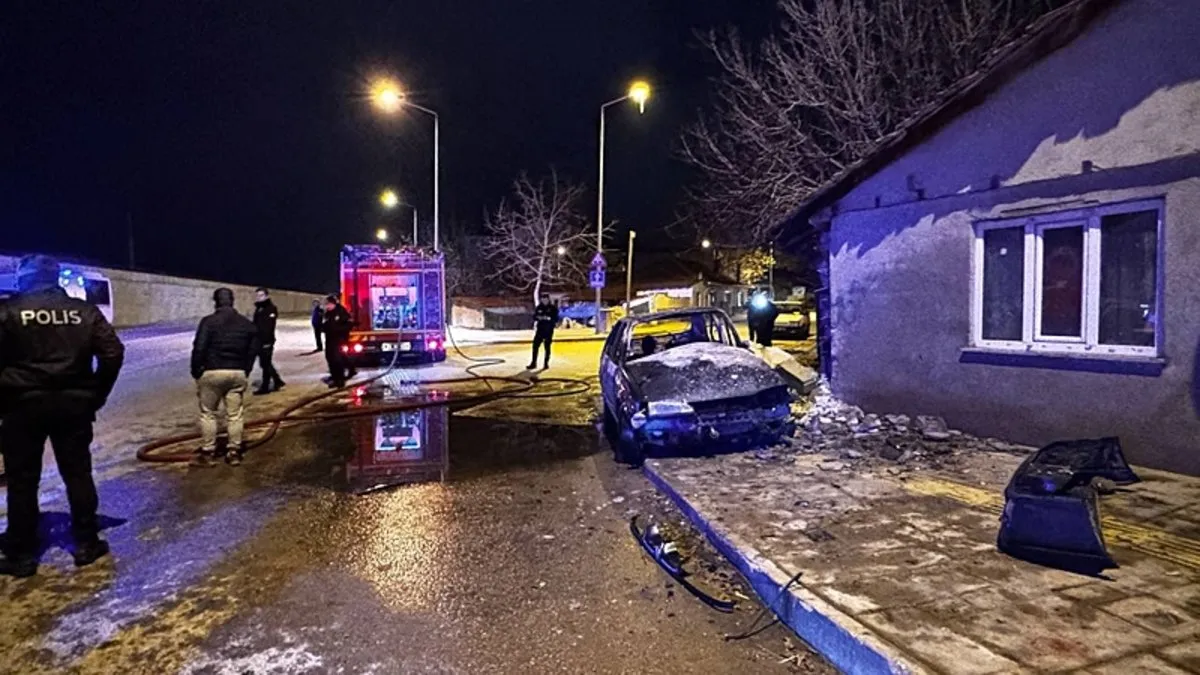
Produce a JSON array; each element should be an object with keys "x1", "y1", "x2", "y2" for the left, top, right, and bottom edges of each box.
[{"x1": 822, "y1": 0, "x2": 1200, "y2": 473}]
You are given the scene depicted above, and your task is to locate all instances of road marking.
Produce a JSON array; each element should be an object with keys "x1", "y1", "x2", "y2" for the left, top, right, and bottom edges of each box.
[{"x1": 905, "y1": 478, "x2": 1200, "y2": 571}]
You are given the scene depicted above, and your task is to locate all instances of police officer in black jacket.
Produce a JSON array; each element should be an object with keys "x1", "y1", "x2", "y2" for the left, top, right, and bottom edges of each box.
[
  {"x1": 527, "y1": 293, "x2": 560, "y2": 370},
  {"x1": 0, "y1": 255, "x2": 125, "y2": 577},
  {"x1": 252, "y1": 288, "x2": 285, "y2": 395},
  {"x1": 321, "y1": 294, "x2": 354, "y2": 388}
]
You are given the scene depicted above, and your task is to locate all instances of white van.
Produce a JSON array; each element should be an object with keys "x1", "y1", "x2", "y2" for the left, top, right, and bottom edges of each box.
[{"x1": 0, "y1": 255, "x2": 114, "y2": 324}]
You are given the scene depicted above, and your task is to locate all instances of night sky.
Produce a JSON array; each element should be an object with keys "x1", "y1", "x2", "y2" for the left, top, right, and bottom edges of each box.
[{"x1": 2, "y1": 1, "x2": 774, "y2": 292}]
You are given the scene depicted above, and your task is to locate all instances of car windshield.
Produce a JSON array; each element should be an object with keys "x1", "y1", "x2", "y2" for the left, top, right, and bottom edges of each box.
[
  {"x1": 626, "y1": 312, "x2": 735, "y2": 360},
  {"x1": 776, "y1": 302, "x2": 804, "y2": 314}
]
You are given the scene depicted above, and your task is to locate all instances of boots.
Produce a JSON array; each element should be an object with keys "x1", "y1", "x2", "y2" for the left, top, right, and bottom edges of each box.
[
  {"x1": 190, "y1": 449, "x2": 216, "y2": 467},
  {"x1": 0, "y1": 555, "x2": 38, "y2": 578},
  {"x1": 73, "y1": 539, "x2": 110, "y2": 567}
]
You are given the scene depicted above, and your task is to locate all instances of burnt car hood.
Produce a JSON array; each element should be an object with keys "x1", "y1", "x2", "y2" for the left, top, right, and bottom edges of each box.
[{"x1": 625, "y1": 342, "x2": 785, "y2": 404}]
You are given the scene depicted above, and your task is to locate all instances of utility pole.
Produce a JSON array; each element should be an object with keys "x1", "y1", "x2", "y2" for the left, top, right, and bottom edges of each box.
[{"x1": 625, "y1": 230, "x2": 636, "y2": 309}]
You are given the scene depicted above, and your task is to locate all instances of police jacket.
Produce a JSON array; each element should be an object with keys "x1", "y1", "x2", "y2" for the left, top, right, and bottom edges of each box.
[
  {"x1": 190, "y1": 307, "x2": 260, "y2": 380},
  {"x1": 533, "y1": 302, "x2": 559, "y2": 333},
  {"x1": 322, "y1": 304, "x2": 352, "y2": 342},
  {"x1": 0, "y1": 287, "x2": 125, "y2": 408},
  {"x1": 253, "y1": 299, "x2": 279, "y2": 345}
]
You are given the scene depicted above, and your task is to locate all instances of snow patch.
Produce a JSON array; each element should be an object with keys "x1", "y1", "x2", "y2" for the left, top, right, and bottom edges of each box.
[{"x1": 634, "y1": 341, "x2": 761, "y2": 370}]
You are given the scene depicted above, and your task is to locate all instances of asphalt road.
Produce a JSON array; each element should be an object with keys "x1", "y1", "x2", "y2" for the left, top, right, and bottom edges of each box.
[{"x1": 0, "y1": 320, "x2": 830, "y2": 674}]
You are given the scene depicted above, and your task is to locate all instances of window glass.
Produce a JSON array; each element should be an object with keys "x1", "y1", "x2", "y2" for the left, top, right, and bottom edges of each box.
[
  {"x1": 1039, "y1": 226, "x2": 1084, "y2": 337},
  {"x1": 1099, "y1": 210, "x2": 1157, "y2": 347},
  {"x1": 981, "y1": 227, "x2": 1024, "y2": 341},
  {"x1": 84, "y1": 278, "x2": 111, "y2": 306}
]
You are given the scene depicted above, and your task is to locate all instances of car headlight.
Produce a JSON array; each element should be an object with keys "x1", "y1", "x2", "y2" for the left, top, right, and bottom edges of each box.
[{"x1": 647, "y1": 400, "x2": 695, "y2": 417}]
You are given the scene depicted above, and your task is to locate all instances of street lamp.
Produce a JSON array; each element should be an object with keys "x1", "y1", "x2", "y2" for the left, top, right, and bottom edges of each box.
[
  {"x1": 378, "y1": 189, "x2": 419, "y2": 245},
  {"x1": 556, "y1": 245, "x2": 567, "y2": 256},
  {"x1": 595, "y1": 78, "x2": 652, "y2": 332},
  {"x1": 369, "y1": 76, "x2": 441, "y2": 252},
  {"x1": 376, "y1": 227, "x2": 389, "y2": 242},
  {"x1": 379, "y1": 188, "x2": 399, "y2": 209},
  {"x1": 701, "y1": 238, "x2": 712, "y2": 249}
]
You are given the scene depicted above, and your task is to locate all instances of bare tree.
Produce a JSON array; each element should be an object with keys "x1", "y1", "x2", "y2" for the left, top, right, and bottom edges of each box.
[
  {"x1": 679, "y1": 0, "x2": 1065, "y2": 247},
  {"x1": 481, "y1": 171, "x2": 602, "y2": 306}
]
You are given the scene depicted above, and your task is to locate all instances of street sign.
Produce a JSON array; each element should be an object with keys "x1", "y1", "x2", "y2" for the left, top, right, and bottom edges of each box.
[
  {"x1": 588, "y1": 268, "x2": 606, "y2": 289},
  {"x1": 590, "y1": 252, "x2": 607, "y2": 269}
]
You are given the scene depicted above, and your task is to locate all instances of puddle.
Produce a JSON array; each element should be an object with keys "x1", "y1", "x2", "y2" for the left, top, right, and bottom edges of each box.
[{"x1": 344, "y1": 406, "x2": 450, "y2": 494}]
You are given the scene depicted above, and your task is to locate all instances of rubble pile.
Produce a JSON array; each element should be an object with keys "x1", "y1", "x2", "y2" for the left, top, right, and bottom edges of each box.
[{"x1": 766, "y1": 382, "x2": 1033, "y2": 471}]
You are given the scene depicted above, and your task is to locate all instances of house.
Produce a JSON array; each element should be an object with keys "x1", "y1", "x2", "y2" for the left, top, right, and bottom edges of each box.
[
  {"x1": 786, "y1": 0, "x2": 1200, "y2": 473},
  {"x1": 604, "y1": 252, "x2": 749, "y2": 317}
]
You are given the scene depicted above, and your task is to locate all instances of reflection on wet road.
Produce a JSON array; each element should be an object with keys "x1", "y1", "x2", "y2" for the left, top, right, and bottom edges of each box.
[{"x1": 1, "y1": 376, "x2": 828, "y2": 674}]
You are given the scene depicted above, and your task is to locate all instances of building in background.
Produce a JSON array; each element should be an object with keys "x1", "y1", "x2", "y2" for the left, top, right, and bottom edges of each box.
[{"x1": 785, "y1": 0, "x2": 1200, "y2": 474}]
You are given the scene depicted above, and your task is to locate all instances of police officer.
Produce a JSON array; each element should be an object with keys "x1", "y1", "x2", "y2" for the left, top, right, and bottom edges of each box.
[
  {"x1": 252, "y1": 288, "x2": 285, "y2": 395},
  {"x1": 321, "y1": 294, "x2": 354, "y2": 388},
  {"x1": 0, "y1": 255, "x2": 125, "y2": 577},
  {"x1": 527, "y1": 293, "x2": 560, "y2": 370}
]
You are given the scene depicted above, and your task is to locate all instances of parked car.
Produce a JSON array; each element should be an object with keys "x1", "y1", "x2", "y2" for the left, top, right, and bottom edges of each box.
[
  {"x1": 773, "y1": 300, "x2": 811, "y2": 340},
  {"x1": 599, "y1": 308, "x2": 794, "y2": 465}
]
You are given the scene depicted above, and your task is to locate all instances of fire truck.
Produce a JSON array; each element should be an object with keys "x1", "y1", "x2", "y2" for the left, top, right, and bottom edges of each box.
[{"x1": 339, "y1": 244, "x2": 447, "y2": 365}]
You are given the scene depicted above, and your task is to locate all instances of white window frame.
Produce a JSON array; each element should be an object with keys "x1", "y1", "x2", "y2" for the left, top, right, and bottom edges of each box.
[{"x1": 971, "y1": 198, "x2": 1164, "y2": 359}]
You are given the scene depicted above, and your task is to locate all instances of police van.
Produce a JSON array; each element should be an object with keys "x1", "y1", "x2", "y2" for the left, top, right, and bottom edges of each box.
[{"x1": 0, "y1": 255, "x2": 115, "y2": 484}]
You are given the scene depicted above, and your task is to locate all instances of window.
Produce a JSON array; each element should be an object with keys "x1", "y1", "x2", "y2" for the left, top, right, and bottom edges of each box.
[{"x1": 972, "y1": 199, "x2": 1161, "y2": 357}]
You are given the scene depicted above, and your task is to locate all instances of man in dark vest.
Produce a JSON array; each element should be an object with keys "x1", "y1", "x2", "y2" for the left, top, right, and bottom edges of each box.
[
  {"x1": 0, "y1": 255, "x2": 125, "y2": 577},
  {"x1": 252, "y1": 288, "x2": 286, "y2": 395},
  {"x1": 322, "y1": 294, "x2": 354, "y2": 388},
  {"x1": 528, "y1": 293, "x2": 560, "y2": 370}
]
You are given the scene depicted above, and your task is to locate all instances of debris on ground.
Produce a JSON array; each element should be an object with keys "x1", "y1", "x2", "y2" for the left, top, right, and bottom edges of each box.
[{"x1": 776, "y1": 382, "x2": 1036, "y2": 472}]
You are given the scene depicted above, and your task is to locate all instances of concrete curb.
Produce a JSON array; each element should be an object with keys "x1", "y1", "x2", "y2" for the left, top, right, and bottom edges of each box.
[{"x1": 642, "y1": 461, "x2": 928, "y2": 675}]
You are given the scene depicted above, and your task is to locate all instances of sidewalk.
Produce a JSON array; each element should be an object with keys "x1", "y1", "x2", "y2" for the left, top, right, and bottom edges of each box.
[{"x1": 644, "y1": 388, "x2": 1200, "y2": 674}]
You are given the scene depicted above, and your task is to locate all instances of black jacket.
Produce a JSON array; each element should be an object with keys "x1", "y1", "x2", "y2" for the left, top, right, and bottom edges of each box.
[
  {"x1": 191, "y1": 307, "x2": 260, "y2": 379},
  {"x1": 322, "y1": 303, "x2": 353, "y2": 342},
  {"x1": 253, "y1": 299, "x2": 279, "y2": 345},
  {"x1": 0, "y1": 287, "x2": 125, "y2": 409},
  {"x1": 533, "y1": 302, "x2": 560, "y2": 333}
]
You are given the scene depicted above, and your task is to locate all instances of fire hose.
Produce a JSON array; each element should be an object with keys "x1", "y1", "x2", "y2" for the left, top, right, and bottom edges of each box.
[{"x1": 136, "y1": 325, "x2": 592, "y2": 464}]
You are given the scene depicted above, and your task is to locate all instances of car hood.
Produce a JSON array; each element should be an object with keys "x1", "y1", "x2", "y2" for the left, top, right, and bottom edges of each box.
[{"x1": 625, "y1": 342, "x2": 785, "y2": 404}]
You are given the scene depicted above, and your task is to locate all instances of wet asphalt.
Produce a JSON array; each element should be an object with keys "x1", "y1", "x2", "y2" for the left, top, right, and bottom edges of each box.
[{"x1": 0, "y1": 338, "x2": 831, "y2": 674}]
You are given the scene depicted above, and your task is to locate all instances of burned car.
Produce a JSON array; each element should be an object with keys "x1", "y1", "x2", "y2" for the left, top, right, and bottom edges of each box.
[{"x1": 600, "y1": 308, "x2": 793, "y2": 465}]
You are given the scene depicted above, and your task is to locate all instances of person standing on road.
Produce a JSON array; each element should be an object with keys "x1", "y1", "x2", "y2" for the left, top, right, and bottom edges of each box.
[
  {"x1": 322, "y1": 294, "x2": 354, "y2": 388},
  {"x1": 528, "y1": 293, "x2": 560, "y2": 370},
  {"x1": 310, "y1": 299, "x2": 324, "y2": 352},
  {"x1": 190, "y1": 288, "x2": 259, "y2": 467},
  {"x1": 0, "y1": 255, "x2": 125, "y2": 578},
  {"x1": 757, "y1": 297, "x2": 780, "y2": 347},
  {"x1": 252, "y1": 288, "x2": 286, "y2": 395}
]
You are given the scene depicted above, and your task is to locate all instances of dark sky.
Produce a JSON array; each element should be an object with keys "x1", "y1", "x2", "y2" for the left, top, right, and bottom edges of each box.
[{"x1": 2, "y1": 1, "x2": 774, "y2": 291}]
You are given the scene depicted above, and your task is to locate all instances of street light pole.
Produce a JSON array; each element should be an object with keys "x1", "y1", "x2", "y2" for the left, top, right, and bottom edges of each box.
[
  {"x1": 412, "y1": 206, "x2": 419, "y2": 245},
  {"x1": 594, "y1": 80, "x2": 651, "y2": 334},
  {"x1": 370, "y1": 79, "x2": 440, "y2": 252},
  {"x1": 625, "y1": 230, "x2": 636, "y2": 309}
]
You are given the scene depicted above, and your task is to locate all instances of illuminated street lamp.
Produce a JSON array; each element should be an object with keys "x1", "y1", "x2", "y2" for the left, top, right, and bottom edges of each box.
[
  {"x1": 379, "y1": 188, "x2": 400, "y2": 209},
  {"x1": 595, "y1": 78, "x2": 652, "y2": 332},
  {"x1": 556, "y1": 245, "x2": 567, "y2": 256},
  {"x1": 376, "y1": 227, "x2": 389, "y2": 242},
  {"x1": 369, "y1": 76, "x2": 441, "y2": 252},
  {"x1": 377, "y1": 189, "x2": 419, "y2": 245},
  {"x1": 701, "y1": 238, "x2": 712, "y2": 249}
]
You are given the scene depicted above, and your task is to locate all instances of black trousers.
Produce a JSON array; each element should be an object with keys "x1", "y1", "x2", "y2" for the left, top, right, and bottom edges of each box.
[
  {"x1": 257, "y1": 344, "x2": 284, "y2": 390},
  {"x1": 1, "y1": 395, "x2": 100, "y2": 557},
  {"x1": 758, "y1": 323, "x2": 776, "y2": 347},
  {"x1": 531, "y1": 329, "x2": 554, "y2": 366},
  {"x1": 325, "y1": 339, "x2": 347, "y2": 384},
  {"x1": 312, "y1": 326, "x2": 323, "y2": 351}
]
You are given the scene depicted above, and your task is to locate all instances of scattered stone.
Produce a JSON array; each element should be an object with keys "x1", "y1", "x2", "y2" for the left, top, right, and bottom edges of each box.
[
  {"x1": 879, "y1": 445, "x2": 904, "y2": 462},
  {"x1": 818, "y1": 461, "x2": 845, "y2": 472},
  {"x1": 611, "y1": 496, "x2": 625, "y2": 504},
  {"x1": 843, "y1": 449, "x2": 864, "y2": 460},
  {"x1": 922, "y1": 430, "x2": 952, "y2": 441}
]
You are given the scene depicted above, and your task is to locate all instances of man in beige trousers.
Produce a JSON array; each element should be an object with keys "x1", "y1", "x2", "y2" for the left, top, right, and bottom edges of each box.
[{"x1": 189, "y1": 288, "x2": 259, "y2": 467}]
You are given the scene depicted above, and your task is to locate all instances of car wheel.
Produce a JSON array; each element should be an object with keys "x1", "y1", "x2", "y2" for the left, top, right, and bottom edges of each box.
[
  {"x1": 602, "y1": 403, "x2": 618, "y2": 442},
  {"x1": 614, "y1": 426, "x2": 645, "y2": 467}
]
